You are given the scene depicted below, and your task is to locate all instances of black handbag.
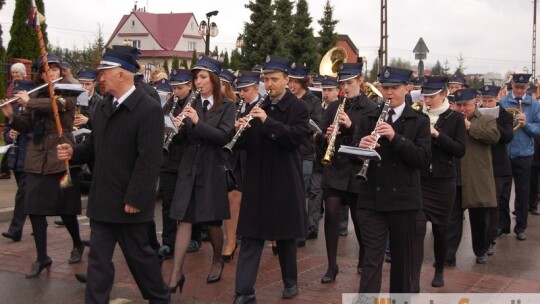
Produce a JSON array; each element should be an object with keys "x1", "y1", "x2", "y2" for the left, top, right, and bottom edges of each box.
[{"x1": 223, "y1": 165, "x2": 239, "y2": 192}]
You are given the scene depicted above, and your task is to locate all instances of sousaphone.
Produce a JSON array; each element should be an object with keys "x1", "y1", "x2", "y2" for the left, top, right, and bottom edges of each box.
[{"x1": 319, "y1": 47, "x2": 348, "y2": 77}]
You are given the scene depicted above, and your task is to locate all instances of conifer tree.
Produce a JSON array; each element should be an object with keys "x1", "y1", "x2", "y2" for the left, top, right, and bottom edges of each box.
[
  {"x1": 163, "y1": 59, "x2": 169, "y2": 75},
  {"x1": 181, "y1": 59, "x2": 188, "y2": 69},
  {"x1": 190, "y1": 49, "x2": 198, "y2": 68},
  {"x1": 171, "y1": 56, "x2": 179, "y2": 70},
  {"x1": 273, "y1": 0, "x2": 293, "y2": 59},
  {"x1": 222, "y1": 50, "x2": 230, "y2": 69},
  {"x1": 7, "y1": 0, "x2": 49, "y2": 61},
  {"x1": 317, "y1": 0, "x2": 338, "y2": 58},
  {"x1": 240, "y1": 0, "x2": 278, "y2": 70},
  {"x1": 230, "y1": 48, "x2": 241, "y2": 71},
  {"x1": 289, "y1": 0, "x2": 316, "y2": 71}
]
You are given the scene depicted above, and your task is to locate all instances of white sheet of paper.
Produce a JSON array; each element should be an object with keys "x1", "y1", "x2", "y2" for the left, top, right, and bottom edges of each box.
[
  {"x1": 478, "y1": 106, "x2": 499, "y2": 118},
  {"x1": 338, "y1": 145, "x2": 381, "y2": 161},
  {"x1": 0, "y1": 144, "x2": 13, "y2": 154}
]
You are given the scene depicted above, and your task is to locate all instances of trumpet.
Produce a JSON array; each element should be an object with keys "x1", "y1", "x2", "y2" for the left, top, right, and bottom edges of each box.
[
  {"x1": 0, "y1": 77, "x2": 63, "y2": 107},
  {"x1": 223, "y1": 91, "x2": 270, "y2": 154},
  {"x1": 355, "y1": 100, "x2": 391, "y2": 181},
  {"x1": 321, "y1": 93, "x2": 347, "y2": 166}
]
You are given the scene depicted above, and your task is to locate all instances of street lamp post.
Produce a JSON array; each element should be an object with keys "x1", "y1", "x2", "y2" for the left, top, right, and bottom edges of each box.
[{"x1": 199, "y1": 10, "x2": 219, "y2": 56}]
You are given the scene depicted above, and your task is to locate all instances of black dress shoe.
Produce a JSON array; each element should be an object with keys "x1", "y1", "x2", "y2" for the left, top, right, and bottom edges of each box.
[
  {"x1": 321, "y1": 268, "x2": 339, "y2": 283},
  {"x1": 68, "y1": 245, "x2": 85, "y2": 264},
  {"x1": 75, "y1": 273, "x2": 87, "y2": 283},
  {"x1": 207, "y1": 260, "x2": 224, "y2": 283},
  {"x1": 297, "y1": 238, "x2": 306, "y2": 248},
  {"x1": 54, "y1": 220, "x2": 65, "y2": 226},
  {"x1": 25, "y1": 257, "x2": 52, "y2": 278},
  {"x1": 306, "y1": 227, "x2": 318, "y2": 239},
  {"x1": 530, "y1": 209, "x2": 540, "y2": 215},
  {"x1": 282, "y1": 285, "x2": 298, "y2": 299},
  {"x1": 233, "y1": 294, "x2": 256, "y2": 304},
  {"x1": 516, "y1": 232, "x2": 527, "y2": 241},
  {"x1": 1, "y1": 231, "x2": 21, "y2": 242}
]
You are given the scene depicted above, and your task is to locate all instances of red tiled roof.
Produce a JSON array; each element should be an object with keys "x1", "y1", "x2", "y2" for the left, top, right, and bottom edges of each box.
[
  {"x1": 139, "y1": 50, "x2": 203, "y2": 59},
  {"x1": 106, "y1": 11, "x2": 199, "y2": 51}
]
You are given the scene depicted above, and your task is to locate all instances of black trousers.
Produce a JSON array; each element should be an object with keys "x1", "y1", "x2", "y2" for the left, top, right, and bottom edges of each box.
[
  {"x1": 446, "y1": 187, "x2": 492, "y2": 260},
  {"x1": 235, "y1": 237, "x2": 297, "y2": 295},
  {"x1": 6, "y1": 171, "x2": 26, "y2": 238},
  {"x1": 510, "y1": 156, "x2": 532, "y2": 233},
  {"x1": 159, "y1": 172, "x2": 178, "y2": 247},
  {"x1": 496, "y1": 175, "x2": 513, "y2": 234},
  {"x1": 529, "y1": 165, "x2": 540, "y2": 211},
  {"x1": 357, "y1": 208, "x2": 417, "y2": 293},
  {"x1": 85, "y1": 220, "x2": 169, "y2": 304}
]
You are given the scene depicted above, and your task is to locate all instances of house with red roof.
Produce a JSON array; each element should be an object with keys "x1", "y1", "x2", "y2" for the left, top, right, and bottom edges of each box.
[{"x1": 105, "y1": 6, "x2": 205, "y2": 71}]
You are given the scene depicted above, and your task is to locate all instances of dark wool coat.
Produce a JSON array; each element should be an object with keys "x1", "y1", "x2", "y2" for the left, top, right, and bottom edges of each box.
[
  {"x1": 421, "y1": 109, "x2": 466, "y2": 178},
  {"x1": 490, "y1": 105, "x2": 514, "y2": 176},
  {"x1": 316, "y1": 93, "x2": 378, "y2": 192},
  {"x1": 353, "y1": 104, "x2": 431, "y2": 212},
  {"x1": 72, "y1": 87, "x2": 164, "y2": 223},
  {"x1": 169, "y1": 97, "x2": 236, "y2": 222},
  {"x1": 236, "y1": 90, "x2": 310, "y2": 240}
]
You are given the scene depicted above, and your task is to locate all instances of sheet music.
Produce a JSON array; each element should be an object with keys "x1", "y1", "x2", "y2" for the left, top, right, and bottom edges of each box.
[
  {"x1": 338, "y1": 145, "x2": 381, "y2": 161},
  {"x1": 478, "y1": 106, "x2": 499, "y2": 118},
  {"x1": 164, "y1": 115, "x2": 178, "y2": 134},
  {"x1": 0, "y1": 144, "x2": 13, "y2": 154},
  {"x1": 73, "y1": 128, "x2": 91, "y2": 138}
]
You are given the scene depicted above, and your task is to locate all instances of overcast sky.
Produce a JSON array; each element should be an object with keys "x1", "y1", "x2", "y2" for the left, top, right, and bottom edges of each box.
[{"x1": 0, "y1": 0, "x2": 536, "y2": 78}]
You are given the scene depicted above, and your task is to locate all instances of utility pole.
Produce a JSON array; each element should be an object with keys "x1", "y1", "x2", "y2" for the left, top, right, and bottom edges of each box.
[
  {"x1": 533, "y1": 0, "x2": 537, "y2": 80},
  {"x1": 378, "y1": 0, "x2": 388, "y2": 72}
]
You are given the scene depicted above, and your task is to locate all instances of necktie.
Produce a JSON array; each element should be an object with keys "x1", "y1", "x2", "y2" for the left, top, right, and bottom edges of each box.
[
  {"x1": 203, "y1": 99, "x2": 210, "y2": 114},
  {"x1": 387, "y1": 109, "x2": 395, "y2": 123}
]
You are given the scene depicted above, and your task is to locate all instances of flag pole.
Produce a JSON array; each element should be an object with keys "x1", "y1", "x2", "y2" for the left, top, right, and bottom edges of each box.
[{"x1": 30, "y1": 1, "x2": 72, "y2": 188}]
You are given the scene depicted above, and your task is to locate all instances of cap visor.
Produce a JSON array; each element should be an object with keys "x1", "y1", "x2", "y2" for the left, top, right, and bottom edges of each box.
[
  {"x1": 380, "y1": 82, "x2": 404, "y2": 87},
  {"x1": 338, "y1": 74, "x2": 357, "y2": 82},
  {"x1": 421, "y1": 88, "x2": 442, "y2": 96},
  {"x1": 170, "y1": 80, "x2": 190, "y2": 86},
  {"x1": 236, "y1": 82, "x2": 257, "y2": 89}
]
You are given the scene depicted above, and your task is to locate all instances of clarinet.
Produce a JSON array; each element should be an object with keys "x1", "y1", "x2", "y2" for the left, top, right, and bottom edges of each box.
[
  {"x1": 235, "y1": 98, "x2": 245, "y2": 120},
  {"x1": 223, "y1": 91, "x2": 269, "y2": 154},
  {"x1": 176, "y1": 88, "x2": 202, "y2": 123},
  {"x1": 9, "y1": 105, "x2": 24, "y2": 157},
  {"x1": 355, "y1": 100, "x2": 391, "y2": 182},
  {"x1": 163, "y1": 95, "x2": 180, "y2": 152}
]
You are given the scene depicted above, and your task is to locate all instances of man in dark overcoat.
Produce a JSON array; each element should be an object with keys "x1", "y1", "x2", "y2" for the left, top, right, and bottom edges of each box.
[
  {"x1": 233, "y1": 56, "x2": 310, "y2": 303},
  {"x1": 354, "y1": 66, "x2": 431, "y2": 293},
  {"x1": 57, "y1": 48, "x2": 169, "y2": 304}
]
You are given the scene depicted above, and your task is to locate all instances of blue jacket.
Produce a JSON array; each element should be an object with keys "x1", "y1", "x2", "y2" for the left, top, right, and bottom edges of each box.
[{"x1": 499, "y1": 93, "x2": 540, "y2": 158}]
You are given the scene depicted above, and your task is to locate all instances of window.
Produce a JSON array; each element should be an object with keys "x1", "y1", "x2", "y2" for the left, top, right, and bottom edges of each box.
[
  {"x1": 188, "y1": 41, "x2": 197, "y2": 51},
  {"x1": 132, "y1": 40, "x2": 141, "y2": 49},
  {"x1": 131, "y1": 20, "x2": 135, "y2": 27}
]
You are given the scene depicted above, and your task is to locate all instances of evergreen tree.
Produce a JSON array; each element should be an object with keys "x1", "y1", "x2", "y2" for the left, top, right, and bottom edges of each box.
[
  {"x1": 443, "y1": 59, "x2": 451, "y2": 76},
  {"x1": 212, "y1": 45, "x2": 219, "y2": 58},
  {"x1": 190, "y1": 49, "x2": 198, "y2": 68},
  {"x1": 241, "y1": 0, "x2": 278, "y2": 70},
  {"x1": 222, "y1": 50, "x2": 230, "y2": 69},
  {"x1": 7, "y1": 0, "x2": 49, "y2": 61},
  {"x1": 180, "y1": 59, "x2": 188, "y2": 69},
  {"x1": 163, "y1": 59, "x2": 169, "y2": 75},
  {"x1": 431, "y1": 60, "x2": 444, "y2": 76},
  {"x1": 368, "y1": 57, "x2": 380, "y2": 82},
  {"x1": 389, "y1": 57, "x2": 412, "y2": 70},
  {"x1": 317, "y1": 0, "x2": 338, "y2": 58},
  {"x1": 290, "y1": 0, "x2": 317, "y2": 71},
  {"x1": 171, "y1": 56, "x2": 179, "y2": 70},
  {"x1": 230, "y1": 48, "x2": 241, "y2": 71},
  {"x1": 454, "y1": 54, "x2": 466, "y2": 77},
  {"x1": 273, "y1": 0, "x2": 293, "y2": 59}
]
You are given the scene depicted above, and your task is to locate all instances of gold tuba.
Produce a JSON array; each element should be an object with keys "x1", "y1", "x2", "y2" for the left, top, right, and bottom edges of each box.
[
  {"x1": 319, "y1": 47, "x2": 348, "y2": 77},
  {"x1": 364, "y1": 82, "x2": 383, "y2": 100}
]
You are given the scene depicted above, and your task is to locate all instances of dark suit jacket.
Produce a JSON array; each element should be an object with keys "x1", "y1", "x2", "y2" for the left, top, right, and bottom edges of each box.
[
  {"x1": 490, "y1": 105, "x2": 514, "y2": 176},
  {"x1": 353, "y1": 104, "x2": 431, "y2": 212},
  {"x1": 422, "y1": 109, "x2": 466, "y2": 179},
  {"x1": 316, "y1": 94, "x2": 378, "y2": 192},
  {"x1": 72, "y1": 86, "x2": 164, "y2": 223}
]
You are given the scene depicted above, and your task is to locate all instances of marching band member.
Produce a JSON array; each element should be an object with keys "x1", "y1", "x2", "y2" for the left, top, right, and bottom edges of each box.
[
  {"x1": 446, "y1": 88, "x2": 499, "y2": 266},
  {"x1": 3, "y1": 54, "x2": 85, "y2": 278},
  {"x1": 478, "y1": 85, "x2": 513, "y2": 255},
  {"x1": 410, "y1": 76, "x2": 466, "y2": 291},
  {"x1": 353, "y1": 66, "x2": 431, "y2": 293},
  {"x1": 75, "y1": 68, "x2": 102, "y2": 130},
  {"x1": 315, "y1": 63, "x2": 377, "y2": 283},
  {"x1": 220, "y1": 69, "x2": 238, "y2": 101},
  {"x1": 157, "y1": 69, "x2": 192, "y2": 260},
  {"x1": 168, "y1": 56, "x2": 236, "y2": 290},
  {"x1": 233, "y1": 55, "x2": 309, "y2": 302},
  {"x1": 222, "y1": 71, "x2": 262, "y2": 262},
  {"x1": 499, "y1": 74, "x2": 540, "y2": 241}
]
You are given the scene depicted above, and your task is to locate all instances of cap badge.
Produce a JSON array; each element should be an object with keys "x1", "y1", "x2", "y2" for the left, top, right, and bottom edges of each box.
[
  {"x1": 290, "y1": 62, "x2": 296, "y2": 69},
  {"x1": 265, "y1": 55, "x2": 271, "y2": 63},
  {"x1": 383, "y1": 69, "x2": 390, "y2": 79}
]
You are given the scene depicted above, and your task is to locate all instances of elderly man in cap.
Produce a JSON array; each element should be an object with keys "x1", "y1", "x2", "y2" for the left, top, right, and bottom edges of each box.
[
  {"x1": 499, "y1": 73, "x2": 540, "y2": 240},
  {"x1": 447, "y1": 89, "x2": 500, "y2": 265},
  {"x1": 353, "y1": 66, "x2": 431, "y2": 293},
  {"x1": 57, "y1": 48, "x2": 169, "y2": 303},
  {"x1": 233, "y1": 55, "x2": 310, "y2": 303}
]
